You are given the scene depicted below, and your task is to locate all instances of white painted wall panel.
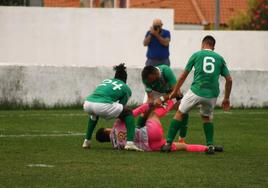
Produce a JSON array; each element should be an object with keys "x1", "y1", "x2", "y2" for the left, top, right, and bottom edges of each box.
[
  {"x1": 0, "y1": 7, "x2": 173, "y2": 67},
  {"x1": 0, "y1": 7, "x2": 267, "y2": 107}
]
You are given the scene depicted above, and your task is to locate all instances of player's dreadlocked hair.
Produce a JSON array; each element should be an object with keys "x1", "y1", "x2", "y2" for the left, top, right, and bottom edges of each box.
[
  {"x1": 202, "y1": 35, "x2": 216, "y2": 48},
  {"x1": 141, "y1": 65, "x2": 157, "y2": 81},
  {"x1": 114, "y1": 63, "x2": 127, "y2": 83}
]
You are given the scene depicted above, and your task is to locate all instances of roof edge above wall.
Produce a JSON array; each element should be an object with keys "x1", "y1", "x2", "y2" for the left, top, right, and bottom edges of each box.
[{"x1": 190, "y1": 0, "x2": 208, "y2": 25}]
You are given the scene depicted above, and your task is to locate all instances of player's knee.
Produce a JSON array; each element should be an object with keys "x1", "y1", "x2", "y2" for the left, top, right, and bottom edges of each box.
[
  {"x1": 201, "y1": 115, "x2": 211, "y2": 123},
  {"x1": 174, "y1": 110, "x2": 184, "y2": 120},
  {"x1": 118, "y1": 107, "x2": 132, "y2": 120}
]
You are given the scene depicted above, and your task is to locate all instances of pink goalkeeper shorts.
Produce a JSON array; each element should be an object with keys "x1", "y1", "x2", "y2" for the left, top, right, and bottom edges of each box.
[{"x1": 146, "y1": 120, "x2": 177, "y2": 151}]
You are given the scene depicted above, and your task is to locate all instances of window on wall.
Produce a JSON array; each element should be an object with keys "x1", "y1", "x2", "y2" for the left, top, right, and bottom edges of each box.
[
  {"x1": 29, "y1": 0, "x2": 43, "y2": 6},
  {"x1": 119, "y1": 0, "x2": 127, "y2": 8},
  {"x1": 0, "y1": 0, "x2": 43, "y2": 6},
  {"x1": 100, "y1": 0, "x2": 114, "y2": 8},
  {"x1": 0, "y1": 0, "x2": 27, "y2": 6}
]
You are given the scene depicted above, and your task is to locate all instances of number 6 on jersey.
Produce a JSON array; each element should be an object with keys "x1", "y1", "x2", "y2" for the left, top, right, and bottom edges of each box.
[{"x1": 203, "y1": 56, "x2": 215, "y2": 73}]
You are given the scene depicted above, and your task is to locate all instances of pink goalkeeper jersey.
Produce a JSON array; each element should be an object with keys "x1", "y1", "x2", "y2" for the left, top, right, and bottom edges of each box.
[{"x1": 110, "y1": 119, "x2": 176, "y2": 151}]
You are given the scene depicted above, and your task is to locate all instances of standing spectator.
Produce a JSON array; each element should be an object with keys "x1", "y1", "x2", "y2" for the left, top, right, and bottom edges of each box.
[{"x1": 143, "y1": 19, "x2": 171, "y2": 66}]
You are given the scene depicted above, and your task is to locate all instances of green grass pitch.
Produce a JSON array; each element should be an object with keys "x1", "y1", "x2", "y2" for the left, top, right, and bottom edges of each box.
[{"x1": 0, "y1": 109, "x2": 267, "y2": 188}]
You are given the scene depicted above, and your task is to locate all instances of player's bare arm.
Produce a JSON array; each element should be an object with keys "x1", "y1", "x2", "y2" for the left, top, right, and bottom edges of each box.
[
  {"x1": 222, "y1": 75, "x2": 233, "y2": 111},
  {"x1": 154, "y1": 95, "x2": 168, "y2": 107},
  {"x1": 148, "y1": 26, "x2": 170, "y2": 47},
  {"x1": 169, "y1": 70, "x2": 189, "y2": 99},
  {"x1": 155, "y1": 35, "x2": 170, "y2": 47},
  {"x1": 154, "y1": 85, "x2": 175, "y2": 107},
  {"x1": 147, "y1": 92, "x2": 154, "y2": 104}
]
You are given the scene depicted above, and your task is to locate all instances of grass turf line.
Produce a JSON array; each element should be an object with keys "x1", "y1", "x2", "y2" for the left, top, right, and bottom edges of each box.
[{"x1": 0, "y1": 109, "x2": 267, "y2": 188}]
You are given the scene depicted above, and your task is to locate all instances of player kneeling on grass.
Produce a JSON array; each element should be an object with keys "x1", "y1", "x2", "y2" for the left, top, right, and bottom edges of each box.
[
  {"x1": 140, "y1": 65, "x2": 187, "y2": 144},
  {"x1": 82, "y1": 63, "x2": 143, "y2": 151},
  {"x1": 161, "y1": 35, "x2": 232, "y2": 154},
  {"x1": 96, "y1": 100, "x2": 223, "y2": 153}
]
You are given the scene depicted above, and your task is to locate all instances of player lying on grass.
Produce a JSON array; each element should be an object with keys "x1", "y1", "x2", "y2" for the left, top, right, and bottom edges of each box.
[
  {"x1": 96, "y1": 100, "x2": 223, "y2": 153},
  {"x1": 82, "y1": 63, "x2": 142, "y2": 151}
]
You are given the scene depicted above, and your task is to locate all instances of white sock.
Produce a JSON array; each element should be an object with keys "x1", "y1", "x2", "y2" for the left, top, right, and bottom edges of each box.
[{"x1": 126, "y1": 141, "x2": 134, "y2": 145}]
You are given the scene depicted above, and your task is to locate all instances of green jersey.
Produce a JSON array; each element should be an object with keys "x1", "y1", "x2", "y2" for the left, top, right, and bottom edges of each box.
[
  {"x1": 86, "y1": 78, "x2": 132, "y2": 105},
  {"x1": 143, "y1": 65, "x2": 177, "y2": 94},
  {"x1": 185, "y1": 49, "x2": 230, "y2": 98}
]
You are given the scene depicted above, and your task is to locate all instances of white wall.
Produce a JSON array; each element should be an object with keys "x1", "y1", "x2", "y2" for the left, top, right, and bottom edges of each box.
[
  {"x1": 170, "y1": 31, "x2": 268, "y2": 71},
  {"x1": 0, "y1": 7, "x2": 173, "y2": 67},
  {"x1": 1, "y1": 65, "x2": 267, "y2": 107},
  {"x1": 1, "y1": 7, "x2": 268, "y2": 71},
  {"x1": 0, "y1": 7, "x2": 268, "y2": 107}
]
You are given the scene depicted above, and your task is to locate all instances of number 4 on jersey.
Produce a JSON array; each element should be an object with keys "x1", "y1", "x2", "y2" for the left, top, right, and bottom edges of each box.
[
  {"x1": 99, "y1": 79, "x2": 123, "y2": 90},
  {"x1": 111, "y1": 81, "x2": 123, "y2": 90},
  {"x1": 203, "y1": 56, "x2": 215, "y2": 73}
]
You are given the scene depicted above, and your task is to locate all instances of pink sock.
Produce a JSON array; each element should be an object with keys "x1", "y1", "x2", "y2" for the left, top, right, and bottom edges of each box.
[
  {"x1": 186, "y1": 144, "x2": 207, "y2": 152},
  {"x1": 132, "y1": 103, "x2": 150, "y2": 117},
  {"x1": 154, "y1": 100, "x2": 174, "y2": 117}
]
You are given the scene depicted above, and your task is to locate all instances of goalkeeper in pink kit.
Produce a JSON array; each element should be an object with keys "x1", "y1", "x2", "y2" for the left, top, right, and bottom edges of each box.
[{"x1": 96, "y1": 100, "x2": 223, "y2": 152}]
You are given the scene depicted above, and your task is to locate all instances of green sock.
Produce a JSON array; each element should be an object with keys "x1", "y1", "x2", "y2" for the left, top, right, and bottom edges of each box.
[
  {"x1": 136, "y1": 116, "x2": 146, "y2": 128},
  {"x1": 179, "y1": 114, "x2": 189, "y2": 138},
  {"x1": 124, "y1": 115, "x2": 135, "y2": 141},
  {"x1": 85, "y1": 116, "x2": 99, "y2": 140},
  {"x1": 167, "y1": 119, "x2": 185, "y2": 143},
  {"x1": 203, "y1": 122, "x2": 214, "y2": 145}
]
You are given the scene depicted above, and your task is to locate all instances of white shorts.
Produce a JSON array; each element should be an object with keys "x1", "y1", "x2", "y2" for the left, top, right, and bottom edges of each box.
[
  {"x1": 83, "y1": 101, "x2": 123, "y2": 119},
  {"x1": 179, "y1": 89, "x2": 217, "y2": 118}
]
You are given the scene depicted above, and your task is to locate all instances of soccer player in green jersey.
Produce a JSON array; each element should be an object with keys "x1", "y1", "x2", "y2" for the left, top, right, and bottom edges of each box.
[
  {"x1": 139, "y1": 65, "x2": 187, "y2": 143},
  {"x1": 82, "y1": 63, "x2": 143, "y2": 151},
  {"x1": 161, "y1": 35, "x2": 233, "y2": 154},
  {"x1": 142, "y1": 65, "x2": 177, "y2": 106}
]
